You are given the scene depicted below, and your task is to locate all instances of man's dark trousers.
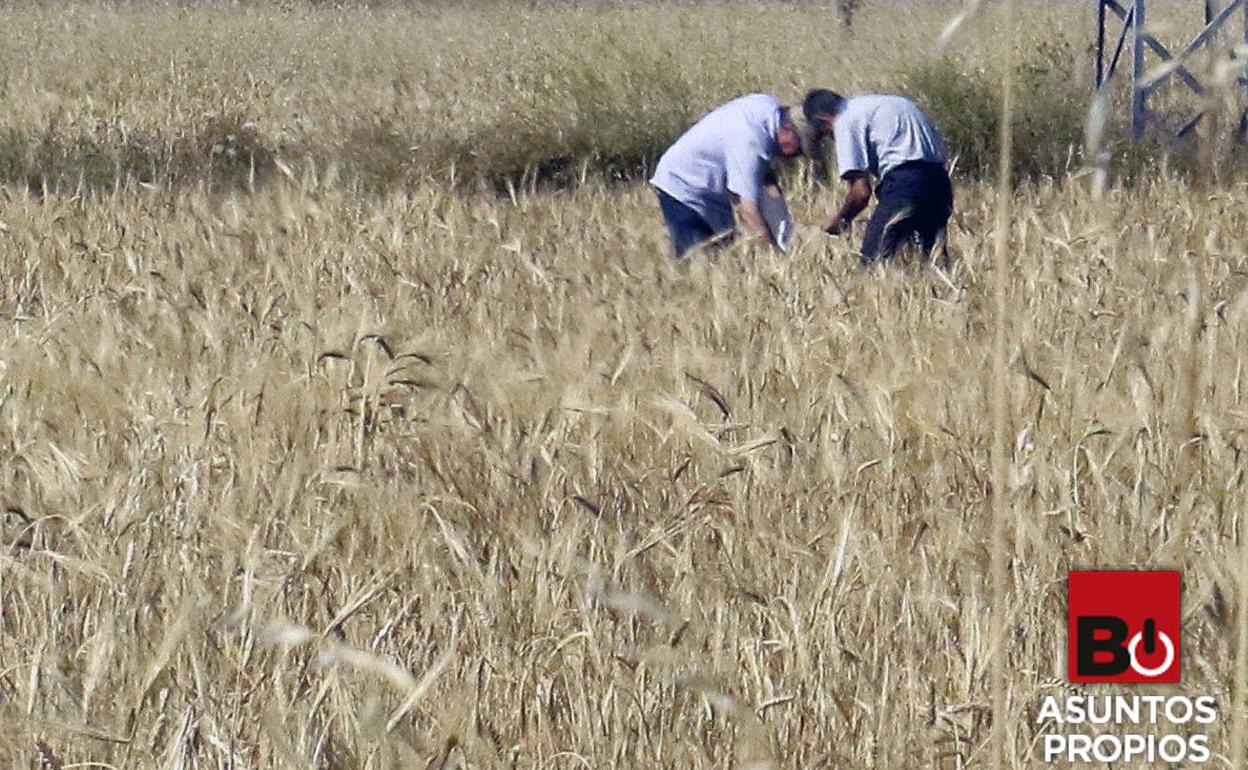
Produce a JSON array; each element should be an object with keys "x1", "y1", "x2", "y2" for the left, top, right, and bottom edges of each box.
[
  {"x1": 656, "y1": 190, "x2": 730, "y2": 259},
  {"x1": 860, "y1": 161, "x2": 953, "y2": 265}
]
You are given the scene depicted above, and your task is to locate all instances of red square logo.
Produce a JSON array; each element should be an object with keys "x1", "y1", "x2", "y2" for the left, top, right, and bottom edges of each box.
[{"x1": 1068, "y1": 571, "x2": 1180, "y2": 683}]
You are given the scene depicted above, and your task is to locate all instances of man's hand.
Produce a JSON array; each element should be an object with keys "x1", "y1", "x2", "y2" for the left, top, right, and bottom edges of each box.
[
  {"x1": 824, "y1": 173, "x2": 872, "y2": 238},
  {"x1": 737, "y1": 199, "x2": 773, "y2": 246}
]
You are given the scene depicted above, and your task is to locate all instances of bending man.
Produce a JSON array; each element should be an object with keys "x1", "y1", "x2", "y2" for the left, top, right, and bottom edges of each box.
[
  {"x1": 650, "y1": 93, "x2": 804, "y2": 259},
  {"x1": 803, "y1": 89, "x2": 953, "y2": 265}
]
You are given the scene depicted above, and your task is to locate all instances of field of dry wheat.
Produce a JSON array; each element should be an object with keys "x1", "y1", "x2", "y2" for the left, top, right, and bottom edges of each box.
[{"x1": 2, "y1": 2, "x2": 1248, "y2": 769}]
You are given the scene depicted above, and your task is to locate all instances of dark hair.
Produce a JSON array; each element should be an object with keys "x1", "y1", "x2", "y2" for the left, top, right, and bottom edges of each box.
[{"x1": 803, "y1": 89, "x2": 845, "y2": 129}]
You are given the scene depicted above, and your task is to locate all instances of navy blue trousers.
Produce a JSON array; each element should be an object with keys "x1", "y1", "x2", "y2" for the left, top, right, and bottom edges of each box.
[
  {"x1": 861, "y1": 161, "x2": 953, "y2": 265},
  {"x1": 656, "y1": 190, "x2": 731, "y2": 259}
]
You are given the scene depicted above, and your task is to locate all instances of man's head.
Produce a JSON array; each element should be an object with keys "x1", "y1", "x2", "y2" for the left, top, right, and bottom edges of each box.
[
  {"x1": 776, "y1": 107, "x2": 804, "y2": 158},
  {"x1": 802, "y1": 89, "x2": 846, "y2": 149}
]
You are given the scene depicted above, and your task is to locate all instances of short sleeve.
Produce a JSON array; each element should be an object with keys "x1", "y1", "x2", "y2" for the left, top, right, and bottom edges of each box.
[
  {"x1": 834, "y1": 111, "x2": 874, "y2": 179},
  {"x1": 723, "y1": 137, "x2": 768, "y2": 204}
]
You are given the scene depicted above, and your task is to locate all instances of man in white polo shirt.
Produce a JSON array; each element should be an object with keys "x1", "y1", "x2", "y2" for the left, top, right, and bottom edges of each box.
[
  {"x1": 803, "y1": 89, "x2": 953, "y2": 265},
  {"x1": 650, "y1": 93, "x2": 805, "y2": 259}
]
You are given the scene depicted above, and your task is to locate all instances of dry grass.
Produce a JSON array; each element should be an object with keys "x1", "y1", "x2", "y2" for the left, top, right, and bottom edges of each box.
[
  {"x1": 2, "y1": 2, "x2": 1248, "y2": 769},
  {"x1": 0, "y1": 1, "x2": 1108, "y2": 188}
]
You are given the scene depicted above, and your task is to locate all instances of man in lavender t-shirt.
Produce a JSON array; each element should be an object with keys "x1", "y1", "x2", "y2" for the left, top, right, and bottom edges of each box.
[
  {"x1": 650, "y1": 94, "x2": 805, "y2": 259},
  {"x1": 803, "y1": 89, "x2": 953, "y2": 265}
]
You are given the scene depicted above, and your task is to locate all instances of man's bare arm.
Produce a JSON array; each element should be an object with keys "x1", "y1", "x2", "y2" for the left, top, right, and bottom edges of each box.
[
  {"x1": 824, "y1": 173, "x2": 873, "y2": 234},
  {"x1": 737, "y1": 199, "x2": 772, "y2": 244}
]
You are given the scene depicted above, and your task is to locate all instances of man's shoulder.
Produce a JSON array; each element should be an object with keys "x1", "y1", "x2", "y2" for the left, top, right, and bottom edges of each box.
[
  {"x1": 714, "y1": 93, "x2": 781, "y2": 122},
  {"x1": 845, "y1": 93, "x2": 914, "y2": 114},
  {"x1": 686, "y1": 94, "x2": 777, "y2": 137},
  {"x1": 732, "y1": 92, "x2": 781, "y2": 108},
  {"x1": 715, "y1": 94, "x2": 781, "y2": 152}
]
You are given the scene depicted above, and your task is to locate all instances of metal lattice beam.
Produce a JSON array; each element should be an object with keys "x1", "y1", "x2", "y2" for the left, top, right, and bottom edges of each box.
[{"x1": 1095, "y1": 0, "x2": 1248, "y2": 139}]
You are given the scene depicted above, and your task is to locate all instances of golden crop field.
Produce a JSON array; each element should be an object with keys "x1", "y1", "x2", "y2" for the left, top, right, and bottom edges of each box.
[{"x1": 2, "y1": 2, "x2": 1247, "y2": 769}]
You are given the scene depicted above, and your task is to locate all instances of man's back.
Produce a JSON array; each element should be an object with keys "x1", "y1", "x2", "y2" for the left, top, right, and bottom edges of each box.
[{"x1": 833, "y1": 94, "x2": 946, "y2": 180}]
